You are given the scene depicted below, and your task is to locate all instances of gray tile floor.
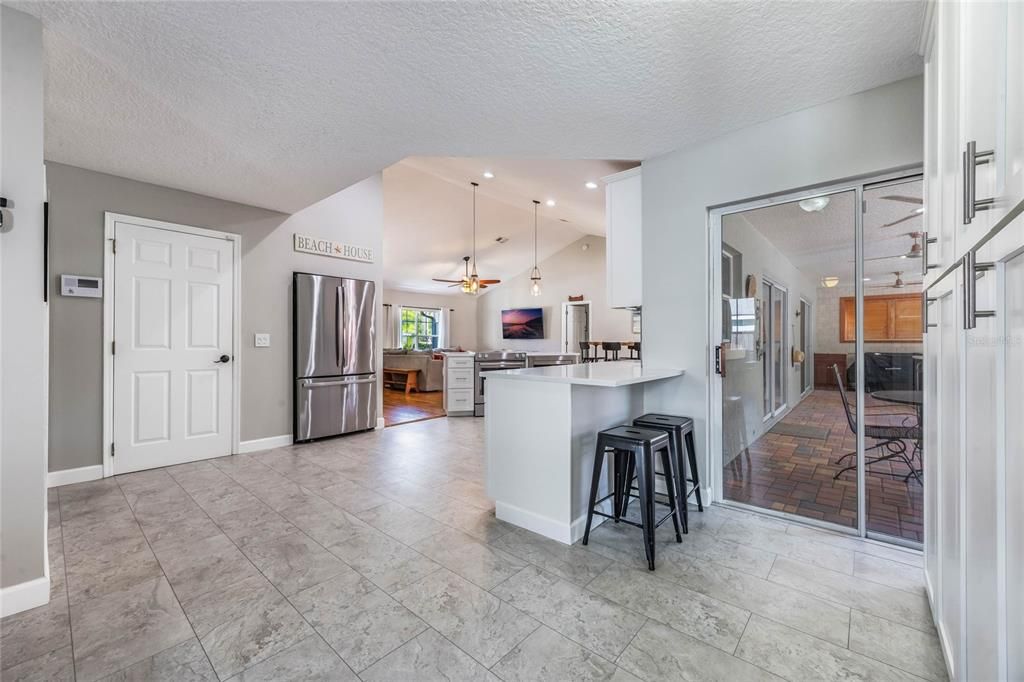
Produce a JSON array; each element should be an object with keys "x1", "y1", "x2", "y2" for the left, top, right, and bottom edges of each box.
[{"x1": 1, "y1": 417, "x2": 948, "y2": 681}]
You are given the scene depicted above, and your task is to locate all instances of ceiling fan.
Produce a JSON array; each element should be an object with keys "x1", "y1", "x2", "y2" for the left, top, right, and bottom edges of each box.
[
  {"x1": 866, "y1": 271, "x2": 922, "y2": 289},
  {"x1": 879, "y1": 194, "x2": 924, "y2": 228},
  {"x1": 432, "y1": 256, "x2": 500, "y2": 292},
  {"x1": 861, "y1": 232, "x2": 925, "y2": 262},
  {"x1": 431, "y1": 182, "x2": 501, "y2": 294}
]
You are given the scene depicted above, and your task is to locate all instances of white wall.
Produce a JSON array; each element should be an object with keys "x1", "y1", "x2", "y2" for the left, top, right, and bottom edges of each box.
[
  {"x1": 1, "y1": 5, "x2": 49, "y2": 608},
  {"x1": 476, "y1": 236, "x2": 635, "y2": 353},
  {"x1": 641, "y1": 76, "x2": 924, "y2": 490},
  {"x1": 382, "y1": 289, "x2": 478, "y2": 350},
  {"x1": 722, "y1": 212, "x2": 818, "y2": 455}
]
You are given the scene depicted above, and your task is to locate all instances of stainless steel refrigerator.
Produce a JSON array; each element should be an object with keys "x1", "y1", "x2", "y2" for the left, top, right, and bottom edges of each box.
[{"x1": 293, "y1": 273, "x2": 377, "y2": 442}]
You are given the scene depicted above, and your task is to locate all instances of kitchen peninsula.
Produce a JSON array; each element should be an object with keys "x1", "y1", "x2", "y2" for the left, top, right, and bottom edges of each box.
[{"x1": 484, "y1": 362, "x2": 683, "y2": 544}]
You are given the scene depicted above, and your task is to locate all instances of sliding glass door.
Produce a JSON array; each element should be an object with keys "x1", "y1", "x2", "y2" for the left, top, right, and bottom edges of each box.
[{"x1": 711, "y1": 174, "x2": 925, "y2": 546}]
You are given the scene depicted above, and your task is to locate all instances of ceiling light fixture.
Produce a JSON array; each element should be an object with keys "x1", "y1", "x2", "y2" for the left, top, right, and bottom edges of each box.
[
  {"x1": 530, "y1": 200, "x2": 542, "y2": 297},
  {"x1": 799, "y1": 196, "x2": 831, "y2": 213},
  {"x1": 545, "y1": 199, "x2": 556, "y2": 207},
  {"x1": 585, "y1": 181, "x2": 598, "y2": 189},
  {"x1": 482, "y1": 171, "x2": 494, "y2": 179},
  {"x1": 821, "y1": 276, "x2": 840, "y2": 288}
]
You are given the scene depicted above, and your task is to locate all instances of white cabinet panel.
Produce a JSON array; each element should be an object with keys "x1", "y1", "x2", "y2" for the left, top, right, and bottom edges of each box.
[
  {"x1": 446, "y1": 368, "x2": 473, "y2": 390},
  {"x1": 603, "y1": 168, "x2": 642, "y2": 309},
  {"x1": 1003, "y1": 248, "x2": 1024, "y2": 682}
]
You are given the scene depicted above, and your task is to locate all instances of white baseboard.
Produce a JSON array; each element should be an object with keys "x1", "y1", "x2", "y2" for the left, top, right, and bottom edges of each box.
[
  {"x1": 375, "y1": 417, "x2": 386, "y2": 430},
  {"x1": 0, "y1": 575, "x2": 50, "y2": 617},
  {"x1": 496, "y1": 500, "x2": 612, "y2": 545},
  {"x1": 47, "y1": 465, "x2": 103, "y2": 488},
  {"x1": 237, "y1": 434, "x2": 293, "y2": 454}
]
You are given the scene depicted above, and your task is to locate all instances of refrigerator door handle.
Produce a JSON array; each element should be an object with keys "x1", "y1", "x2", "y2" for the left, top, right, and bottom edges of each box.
[
  {"x1": 335, "y1": 285, "x2": 343, "y2": 368},
  {"x1": 301, "y1": 376, "x2": 376, "y2": 388}
]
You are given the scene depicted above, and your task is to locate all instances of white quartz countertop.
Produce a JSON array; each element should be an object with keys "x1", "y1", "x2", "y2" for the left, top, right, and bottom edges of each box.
[{"x1": 485, "y1": 362, "x2": 683, "y2": 387}]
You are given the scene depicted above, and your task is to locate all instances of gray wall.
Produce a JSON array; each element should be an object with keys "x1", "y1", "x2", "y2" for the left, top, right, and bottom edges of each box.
[
  {"x1": 382, "y1": 289, "x2": 479, "y2": 350},
  {"x1": 46, "y1": 163, "x2": 383, "y2": 473},
  {"x1": 2, "y1": 6, "x2": 48, "y2": 592},
  {"x1": 641, "y1": 76, "x2": 924, "y2": 490},
  {"x1": 476, "y1": 236, "x2": 635, "y2": 353}
]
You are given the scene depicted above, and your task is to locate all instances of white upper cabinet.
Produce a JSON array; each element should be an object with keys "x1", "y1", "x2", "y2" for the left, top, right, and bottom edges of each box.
[{"x1": 603, "y1": 167, "x2": 642, "y2": 309}]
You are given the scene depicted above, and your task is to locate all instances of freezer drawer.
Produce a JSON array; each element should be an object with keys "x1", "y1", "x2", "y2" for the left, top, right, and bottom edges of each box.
[{"x1": 295, "y1": 375, "x2": 376, "y2": 442}]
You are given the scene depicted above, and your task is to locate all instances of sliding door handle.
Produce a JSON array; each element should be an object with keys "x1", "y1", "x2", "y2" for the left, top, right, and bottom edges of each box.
[
  {"x1": 714, "y1": 345, "x2": 726, "y2": 378},
  {"x1": 921, "y1": 231, "x2": 938, "y2": 277}
]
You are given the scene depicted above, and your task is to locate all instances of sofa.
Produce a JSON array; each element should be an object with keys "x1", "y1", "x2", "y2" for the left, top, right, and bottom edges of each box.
[{"x1": 382, "y1": 349, "x2": 444, "y2": 392}]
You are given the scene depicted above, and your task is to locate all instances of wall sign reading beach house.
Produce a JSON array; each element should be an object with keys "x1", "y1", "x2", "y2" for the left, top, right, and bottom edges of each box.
[{"x1": 293, "y1": 234, "x2": 374, "y2": 263}]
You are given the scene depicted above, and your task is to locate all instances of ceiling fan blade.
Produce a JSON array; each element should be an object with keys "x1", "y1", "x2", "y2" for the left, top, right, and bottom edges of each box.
[
  {"x1": 479, "y1": 279, "x2": 501, "y2": 284},
  {"x1": 879, "y1": 195, "x2": 923, "y2": 205},
  {"x1": 881, "y1": 214, "x2": 919, "y2": 228},
  {"x1": 432, "y1": 278, "x2": 463, "y2": 283},
  {"x1": 478, "y1": 284, "x2": 488, "y2": 289},
  {"x1": 861, "y1": 254, "x2": 905, "y2": 262},
  {"x1": 448, "y1": 282, "x2": 464, "y2": 288}
]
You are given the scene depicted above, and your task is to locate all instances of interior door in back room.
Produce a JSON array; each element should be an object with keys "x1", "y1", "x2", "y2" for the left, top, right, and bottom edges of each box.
[{"x1": 110, "y1": 217, "x2": 236, "y2": 474}]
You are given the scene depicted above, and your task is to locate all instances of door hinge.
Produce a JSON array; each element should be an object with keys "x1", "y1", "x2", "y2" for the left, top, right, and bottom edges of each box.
[
  {"x1": 111, "y1": 340, "x2": 116, "y2": 355},
  {"x1": 112, "y1": 238, "x2": 117, "y2": 254},
  {"x1": 861, "y1": 199, "x2": 867, "y2": 213},
  {"x1": 110, "y1": 443, "x2": 115, "y2": 458}
]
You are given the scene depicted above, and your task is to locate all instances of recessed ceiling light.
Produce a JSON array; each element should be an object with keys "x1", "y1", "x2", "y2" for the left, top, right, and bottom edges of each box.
[
  {"x1": 545, "y1": 199, "x2": 556, "y2": 207},
  {"x1": 585, "y1": 181, "x2": 598, "y2": 189},
  {"x1": 482, "y1": 171, "x2": 494, "y2": 179},
  {"x1": 863, "y1": 277, "x2": 871, "y2": 281},
  {"x1": 799, "y1": 196, "x2": 830, "y2": 212},
  {"x1": 914, "y1": 207, "x2": 924, "y2": 214}
]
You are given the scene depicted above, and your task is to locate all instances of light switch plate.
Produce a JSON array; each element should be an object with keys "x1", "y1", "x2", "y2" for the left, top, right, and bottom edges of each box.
[{"x1": 254, "y1": 333, "x2": 271, "y2": 348}]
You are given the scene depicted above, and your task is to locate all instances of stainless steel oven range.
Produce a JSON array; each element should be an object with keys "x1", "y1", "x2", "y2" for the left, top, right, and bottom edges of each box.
[{"x1": 474, "y1": 351, "x2": 527, "y2": 416}]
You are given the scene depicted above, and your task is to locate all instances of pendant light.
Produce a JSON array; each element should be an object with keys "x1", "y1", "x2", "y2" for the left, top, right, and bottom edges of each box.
[
  {"x1": 530, "y1": 199, "x2": 542, "y2": 296},
  {"x1": 469, "y1": 182, "x2": 480, "y2": 294}
]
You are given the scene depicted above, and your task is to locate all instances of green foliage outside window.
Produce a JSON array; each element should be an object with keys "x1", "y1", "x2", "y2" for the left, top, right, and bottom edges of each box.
[{"x1": 400, "y1": 307, "x2": 440, "y2": 350}]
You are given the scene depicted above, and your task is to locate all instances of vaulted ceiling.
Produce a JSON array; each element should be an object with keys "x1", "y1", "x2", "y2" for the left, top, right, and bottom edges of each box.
[{"x1": 20, "y1": 1, "x2": 926, "y2": 213}]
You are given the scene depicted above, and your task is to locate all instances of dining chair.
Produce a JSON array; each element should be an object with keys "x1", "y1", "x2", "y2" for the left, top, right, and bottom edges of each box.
[
  {"x1": 602, "y1": 341, "x2": 621, "y2": 361},
  {"x1": 830, "y1": 364, "x2": 922, "y2": 484},
  {"x1": 578, "y1": 341, "x2": 595, "y2": 363}
]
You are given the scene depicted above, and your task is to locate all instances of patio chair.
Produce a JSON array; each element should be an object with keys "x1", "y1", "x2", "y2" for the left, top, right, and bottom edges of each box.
[{"x1": 830, "y1": 364, "x2": 922, "y2": 485}]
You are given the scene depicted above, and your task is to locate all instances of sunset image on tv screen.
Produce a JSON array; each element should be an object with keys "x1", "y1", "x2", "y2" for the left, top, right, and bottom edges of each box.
[{"x1": 501, "y1": 308, "x2": 544, "y2": 339}]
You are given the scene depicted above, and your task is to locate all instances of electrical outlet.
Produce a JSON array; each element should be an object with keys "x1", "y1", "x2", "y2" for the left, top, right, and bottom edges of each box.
[{"x1": 254, "y1": 333, "x2": 271, "y2": 348}]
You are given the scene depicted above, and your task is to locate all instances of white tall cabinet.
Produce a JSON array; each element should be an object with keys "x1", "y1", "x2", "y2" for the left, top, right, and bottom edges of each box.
[
  {"x1": 921, "y1": 3, "x2": 1024, "y2": 680},
  {"x1": 602, "y1": 168, "x2": 642, "y2": 309}
]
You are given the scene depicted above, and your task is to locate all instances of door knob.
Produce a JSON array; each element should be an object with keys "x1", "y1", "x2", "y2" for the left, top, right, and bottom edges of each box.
[{"x1": 214, "y1": 354, "x2": 231, "y2": 364}]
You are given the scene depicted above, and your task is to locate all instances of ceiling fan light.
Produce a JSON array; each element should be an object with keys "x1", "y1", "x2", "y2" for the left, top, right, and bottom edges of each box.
[
  {"x1": 821, "y1": 276, "x2": 840, "y2": 288},
  {"x1": 799, "y1": 196, "x2": 830, "y2": 213}
]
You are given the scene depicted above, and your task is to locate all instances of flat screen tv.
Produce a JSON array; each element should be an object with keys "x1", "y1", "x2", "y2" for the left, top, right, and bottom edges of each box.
[{"x1": 501, "y1": 308, "x2": 544, "y2": 339}]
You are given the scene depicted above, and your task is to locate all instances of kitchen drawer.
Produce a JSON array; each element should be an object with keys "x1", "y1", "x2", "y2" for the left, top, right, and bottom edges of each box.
[
  {"x1": 447, "y1": 368, "x2": 474, "y2": 389},
  {"x1": 447, "y1": 356, "x2": 474, "y2": 369},
  {"x1": 446, "y1": 389, "x2": 474, "y2": 412}
]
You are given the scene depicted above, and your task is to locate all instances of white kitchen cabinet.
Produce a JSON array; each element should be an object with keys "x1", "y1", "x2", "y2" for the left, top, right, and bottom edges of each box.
[
  {"x1": 442, "y1": 352, "x2": 475, "y2": 416},
  {"x1": 602, "y1": 167, "x2": 642, "y2": 309},
  {"x1": 922, "y1": 4, "x2": 1024, "y2": 680}
]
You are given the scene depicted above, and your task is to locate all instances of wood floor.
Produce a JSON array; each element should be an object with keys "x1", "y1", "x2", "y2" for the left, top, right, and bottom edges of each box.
[
  {"x1": 722, "y1": 390, "x2": 923, "y2": 543},
  {"x1": 383, "y1": 387, "x2": 446, "y2": 426}
]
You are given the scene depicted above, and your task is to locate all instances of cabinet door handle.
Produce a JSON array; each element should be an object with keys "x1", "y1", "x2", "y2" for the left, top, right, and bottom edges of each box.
[
  {"x1": 962, "y1": 251, "x2": 996, "y2": 329},
  {"x1": 921, "y1": 231, "x2": 938, "y2": 277},
  {"x1": 922, "y1": 293, "x2": 938, "y2": 332},
  {"x1": 963, "y1": 141, "x2": 995, "y2": 225}
]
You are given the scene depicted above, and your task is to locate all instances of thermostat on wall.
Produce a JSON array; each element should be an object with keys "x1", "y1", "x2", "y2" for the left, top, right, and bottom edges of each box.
[{"x1": 61, "y1": 275, "x2": 103, "y2": 298}]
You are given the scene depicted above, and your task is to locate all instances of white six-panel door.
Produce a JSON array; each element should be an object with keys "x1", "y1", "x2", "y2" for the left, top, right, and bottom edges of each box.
[{"x1": 111, "y1": 218, "x2": 235, "y2": 474}]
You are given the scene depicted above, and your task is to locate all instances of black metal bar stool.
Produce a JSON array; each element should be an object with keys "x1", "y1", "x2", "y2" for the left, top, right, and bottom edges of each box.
[
  {"x1": 582, "y1": 426, "x2": 683, "y2": 570},
  {"x1": 629, "y1": 414, "x2": 703, "y2": 533}
]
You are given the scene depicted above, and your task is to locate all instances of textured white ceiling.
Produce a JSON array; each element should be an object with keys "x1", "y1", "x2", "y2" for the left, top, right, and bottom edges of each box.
[
  {"x1": 728, "y1": 177, "x2": 924, "y2": 289},
  {"x1": 20, "y1": 1, "x2": 925, "y2": 213},
  {"x1": 384, "y1": 160, "x2": 607, "y2": 294}
]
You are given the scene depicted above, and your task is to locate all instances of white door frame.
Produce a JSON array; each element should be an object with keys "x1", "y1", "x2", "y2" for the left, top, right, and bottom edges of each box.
[
  {"x1": 761, "y1": 276, "x2": 789, "y2": 421},
  {"x1": 798, "y1": 296, "x2": 813, "y2": 398},
  {"x1": 560, "y1": 301, "x2": 592, "y2": 354},
  {"x1": 102, "y1": 212, "x2": 241, "y2": 477}
]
